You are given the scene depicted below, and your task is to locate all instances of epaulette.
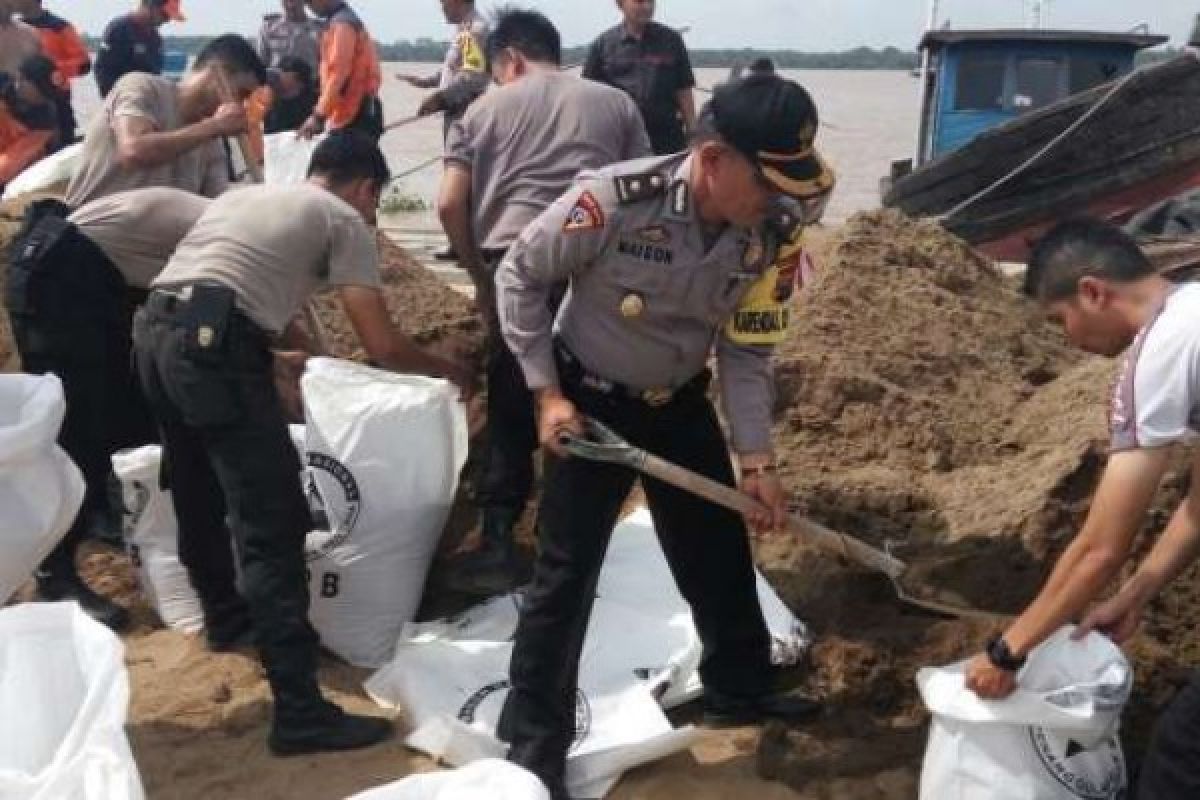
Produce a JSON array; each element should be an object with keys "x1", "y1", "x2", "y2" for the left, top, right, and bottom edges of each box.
[{"x1": 613, "y1": 170, "x2": 668, "y2": 205}]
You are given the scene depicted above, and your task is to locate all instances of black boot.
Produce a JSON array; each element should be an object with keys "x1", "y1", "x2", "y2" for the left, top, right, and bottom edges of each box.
[
  {"x1": 702, "y1": 687, "x2": 823, "y2": 728},
  {"x1": 35, "y1": 570, "x2": 131, "y2": 632},
  {"x1": 447, "y1": 507, "x2": 522, "y2": 596},
  {"x1": 269, "y1": 696, "x2": 393, "y2": 756},
  {"x1": 199, "y1": 595, "x2": 256, "y2": 652}
]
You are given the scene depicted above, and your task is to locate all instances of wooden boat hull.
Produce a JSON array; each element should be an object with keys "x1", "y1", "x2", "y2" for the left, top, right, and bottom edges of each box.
[{"x1": 886, "y1": 55, "x2": 1200, "y2": 262}]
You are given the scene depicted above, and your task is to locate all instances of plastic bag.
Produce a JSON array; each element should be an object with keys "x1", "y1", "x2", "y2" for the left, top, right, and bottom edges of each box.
[
  {"x1": 345, "y1": 760, "x2": 549, "y2": 800},
  {"x1": 263, "y1": 132, "x2": 323, "y2": 185},
  {"x1": 917, "y1": 626, "x2": 1131, "y2": 800}
]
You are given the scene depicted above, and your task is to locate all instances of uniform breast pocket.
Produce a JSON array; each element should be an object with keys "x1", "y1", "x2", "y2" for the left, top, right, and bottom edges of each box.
[
  {"x1": 698, "y1": 270, "x2": 759, "y2": 323},
  {"x1": 600, "y1": 259, "x2": 669, "y2": 314}
]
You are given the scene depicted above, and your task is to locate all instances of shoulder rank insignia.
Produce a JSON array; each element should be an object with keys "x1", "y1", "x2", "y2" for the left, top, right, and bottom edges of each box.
[
  {"x1": 614, "y1": 171, "x2": 667, "y2": 205},
  {"x1": 563, "y1": 190, "x2": 606, "y2": 233}
]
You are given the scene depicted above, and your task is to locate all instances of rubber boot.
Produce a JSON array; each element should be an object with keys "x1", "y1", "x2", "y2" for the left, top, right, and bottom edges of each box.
[
  {"x1": 447, "y1": 507, "x2": 522, "y2": 596},
  {"x1": 35, "y1": 568, "x2": 131, "y2": 631},
  {"x1": 268, "y1": 680, "x2": 392, "y2": 756}
]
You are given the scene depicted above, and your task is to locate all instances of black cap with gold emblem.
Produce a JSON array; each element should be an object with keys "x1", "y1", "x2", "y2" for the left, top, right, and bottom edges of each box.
[{"x1": 696, "y1": 74, "x2": 835, "y2": 205}]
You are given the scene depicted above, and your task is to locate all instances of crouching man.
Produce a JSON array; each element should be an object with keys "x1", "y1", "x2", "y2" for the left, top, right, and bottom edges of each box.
[{"x1": 134, "y1": 131, "x2": 471, "y2": 756}]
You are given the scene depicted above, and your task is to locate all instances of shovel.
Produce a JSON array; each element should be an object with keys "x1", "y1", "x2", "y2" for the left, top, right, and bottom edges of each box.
[{"x1": 560, "y1": 416, "x2": 1003, "y2": 621}]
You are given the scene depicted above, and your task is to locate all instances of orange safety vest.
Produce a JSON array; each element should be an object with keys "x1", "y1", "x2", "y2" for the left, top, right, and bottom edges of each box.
[
  {"x1": 0, "y1": 102, "x2": 53, "y2": 188},
  {"x1": 23, "y1": 11, "x2": 91, "y2": 86},
  {"x1": 315, "y1": 3, "x2": 381, "y2": 129}
]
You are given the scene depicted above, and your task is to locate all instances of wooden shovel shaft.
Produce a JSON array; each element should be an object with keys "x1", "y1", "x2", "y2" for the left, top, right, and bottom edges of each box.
[{"x1": 638, "y1": 453, "x2": 908, "y2": 579}]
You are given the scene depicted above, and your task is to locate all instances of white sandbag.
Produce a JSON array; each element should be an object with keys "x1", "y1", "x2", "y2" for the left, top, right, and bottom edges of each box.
[
  {"x1": 366, "y1": 509, "x2": 809, "y2": 798},
  {"x1": 0, "y1": 373, "x2": 85, "y2": 603},
  {"x1": 346, "y1": 759, "x2": 549, "y2": 800},
  {"x1": 917, "y1": 626, "x2": 1131, "y2": 800},
  {"x1": 264, "y1": 132, "x2": 323, "y2": 185},
  {"x1": 0, "y1": 603, "x2": 144, "y2": 800},
  {"x1": 111, "y1": 447, "x2": 203, "y2": 633},
  {"x1": 302, "y1": 358, "x2": 468, "y2": 667},
  {"x1": 1, "y1": 142, "x2": 82, "y2": 200}
]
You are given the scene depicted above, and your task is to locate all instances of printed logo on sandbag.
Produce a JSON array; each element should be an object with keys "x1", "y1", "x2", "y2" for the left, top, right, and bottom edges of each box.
[
  {"x1": 458, "y1": 681, "x2": 593, "y2": 751},
  {"x1": 302, "y1": 452, "x2": 362, "y2": 561},
  {"x1": 122, "y1": 481, "x2": 152, "y2": 537},
  {"x1": 1029, "y1": 727, "x2": 1126, "y2": 800}
]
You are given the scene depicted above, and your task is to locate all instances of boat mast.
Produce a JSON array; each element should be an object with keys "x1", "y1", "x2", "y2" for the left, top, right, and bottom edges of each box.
[{"x1": 1026, "y1": 0, "x2": 1051, "y2": 29}]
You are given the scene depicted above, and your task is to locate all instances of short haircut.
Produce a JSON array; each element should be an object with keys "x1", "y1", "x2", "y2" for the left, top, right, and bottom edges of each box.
[
  {"x1": 1024, "y1": 218, "x2": 1154, "y2": 301},
  {"x1": 194, "y1": 34, "x2": 268, "y2": 86},
  {"x1": 18, "y1": 54, "x2": 59, "y2": 100},
  {"x1": 487, "y1": 8, "x2": 562, "y2": 66},
  {"x1": 308, "y1": 130, "x2": 391, "y2": 190},
  {"x1": 277, "y1": 56, "x2": 314, "y2": 88}
]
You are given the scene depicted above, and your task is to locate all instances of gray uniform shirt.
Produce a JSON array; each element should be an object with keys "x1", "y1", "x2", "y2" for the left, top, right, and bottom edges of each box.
[
  {"x1": 154, "y1": 184, "x2": 380, "y2": 335},
  {"x1": 445, "y1": 70, "x2": 651, "y2": 252},
  {"x1": 437, "y1": 8, "x2": 490, "y2": 119},
  {"x1": 69, "y1": 188, "x2": 209, "y2": 289},
  {"x1": 495, "y1": 153, "x2": 784, "y2": 453},
  {"x1": 257, "y1": 12, "x2": 323, "y2": 71}
]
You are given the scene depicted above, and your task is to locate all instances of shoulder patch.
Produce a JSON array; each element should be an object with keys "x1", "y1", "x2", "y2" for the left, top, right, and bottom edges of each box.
[
  {"x1": 614, "y1": 171, "x2": 668, "y2": 205},
  {"x1": 563, "y1": 191, "x2": 606, "y2": 233}
]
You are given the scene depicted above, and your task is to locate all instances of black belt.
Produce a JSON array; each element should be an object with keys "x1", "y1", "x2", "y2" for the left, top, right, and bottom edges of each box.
[
  {"x1": 480, "y1": 247, "x2": 508, "y2": 264},
  {"x1": 554, "y1": 340, "x2": 709, "y2": 408},
  {"x1": 145, "y1": 287, "x2": 271, "y2": 352}
]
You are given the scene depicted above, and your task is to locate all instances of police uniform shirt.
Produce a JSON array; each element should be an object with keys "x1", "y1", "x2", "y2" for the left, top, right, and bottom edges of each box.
[
  {"x1": 257, "y1": 12, "x2": 323, "y2": 72},
  {"x1": 154, "y1": 184, "x2": 380, "y2": 336},
  {"x1": 1109, "y1": 282, "x2": 1200, "y2": 452},
  {"x1": 68, "y1": 188, "x2": 210, "y2": 289},
  {"x1": 65, "y1": 73, "x2": 228, "y2": 209},
  {"x1": 445, "y1": 70, "x2": 651, "y2": 252},
  {"x1": 495, "y1": 153, "x2": 794, "y2": 454},
  {"x1": 583, "y1": 21, "x2": 696, "y2": 155},
  {"x1": 436, "y1": 7, "x2": 489, "y2": 118}
]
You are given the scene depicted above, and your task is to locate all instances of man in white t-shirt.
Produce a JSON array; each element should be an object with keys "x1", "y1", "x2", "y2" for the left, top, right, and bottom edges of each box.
[{"x1": 963, "y1": 218, "x2": 1200, "y2": 798}]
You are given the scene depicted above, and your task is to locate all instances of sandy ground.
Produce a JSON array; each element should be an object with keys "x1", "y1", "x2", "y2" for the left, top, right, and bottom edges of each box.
[{"x1": 2, "y1": 200, "x2": 1197, "y2": 799}]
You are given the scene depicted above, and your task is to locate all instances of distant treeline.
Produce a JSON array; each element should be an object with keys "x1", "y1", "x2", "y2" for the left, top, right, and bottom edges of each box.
[{"x1": 83, "y1": 35, "x2": 921, "y2": 70}]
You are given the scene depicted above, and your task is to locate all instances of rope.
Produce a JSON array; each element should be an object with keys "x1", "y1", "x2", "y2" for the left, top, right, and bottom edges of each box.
[{"x1": 936, "y1": 68, "x2": 1138, "y2": 222}]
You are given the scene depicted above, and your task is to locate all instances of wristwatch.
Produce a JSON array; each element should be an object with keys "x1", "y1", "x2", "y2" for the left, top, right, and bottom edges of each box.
[{"x1": 985, "y1": 634, "x2": 1027, "y2": 672}]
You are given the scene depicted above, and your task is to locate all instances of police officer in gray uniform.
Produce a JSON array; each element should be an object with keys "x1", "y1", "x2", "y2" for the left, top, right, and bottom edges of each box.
[
  {"x1": 493, "y1": 74, "x2": 837, "y2": 799},
  {"x1": 438, "y1": 7, "x2": 650, "y2": 593}
]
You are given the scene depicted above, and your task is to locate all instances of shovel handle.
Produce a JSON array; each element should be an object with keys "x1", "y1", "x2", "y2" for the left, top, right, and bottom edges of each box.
[{"x1": 638, "y1": 452, "x2": 907, "y2": 579}]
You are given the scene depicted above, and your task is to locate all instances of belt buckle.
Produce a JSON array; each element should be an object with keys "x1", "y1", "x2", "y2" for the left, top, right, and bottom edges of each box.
[{"x1": 641, "y1": 387, "x2": 673, "y2": 407}]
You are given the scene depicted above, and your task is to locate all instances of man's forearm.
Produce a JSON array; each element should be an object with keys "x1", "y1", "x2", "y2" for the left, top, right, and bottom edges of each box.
[
  {"x1": 439, "y1": 197, "x2": 486, "y2": 287},
  {"x1": 120, "y1": 119, "x2": 222, "y2": 168},
  {"x1": 1125, "y1": 493, "x2": 1200, "y2": 604}
]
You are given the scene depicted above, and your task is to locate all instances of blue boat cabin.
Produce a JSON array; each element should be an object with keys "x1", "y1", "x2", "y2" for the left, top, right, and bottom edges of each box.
[{"x1": 916, "y1": 30, "x2": 1166, "y2": 166}]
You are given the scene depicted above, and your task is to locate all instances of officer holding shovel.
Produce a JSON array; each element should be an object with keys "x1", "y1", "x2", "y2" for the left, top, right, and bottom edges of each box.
[{"x1": 492, "y1": 73, "x2": 836, "y2": 799}]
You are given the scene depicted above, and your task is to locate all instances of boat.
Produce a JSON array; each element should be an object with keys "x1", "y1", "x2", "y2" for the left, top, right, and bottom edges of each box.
[{"x1": 881, "y1": 25, "x2": 1200, "y2": 262}]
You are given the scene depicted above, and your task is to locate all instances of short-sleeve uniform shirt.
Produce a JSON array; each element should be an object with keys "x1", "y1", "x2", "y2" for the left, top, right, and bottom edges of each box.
[
  {"x1": 583, "y1": 21, "x2": 695, "y2": 156},
  {"x1": 1109, "y1": 283, "x2": 1200, "y2": 452},
  {"x1": 65, "y1": 73, "x2": 228, "y2": 209}
]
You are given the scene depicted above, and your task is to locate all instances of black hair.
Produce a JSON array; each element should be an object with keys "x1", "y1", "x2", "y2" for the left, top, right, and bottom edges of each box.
[
  {"x1": 276, "y1": 56, "x2": 314, "y2": 88},
  {"x1": 749, "y1": 57, "x2": 776, "y2": 75},
  {"x1": 307, "y1": 130, "x2": 391, "y2": 190},
  {"x1": 18, "y1": 54, "x2": 59, "y2": 100},
  {"x1": 1024, "y1": 218, "x2": 1154, "y2": 301},
  {"x1": 194, "y1": 34, "x2": 268, "y2": 86},
  {"x1": 486, "y1": 7, "x2": 561, "y2": 66}
]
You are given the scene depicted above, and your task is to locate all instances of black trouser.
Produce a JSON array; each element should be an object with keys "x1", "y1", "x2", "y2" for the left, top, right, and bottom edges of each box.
[
  {"x1": 497, "y1": 372, "x2": 773, "y2": 788},
  {"x1": 5, "y1": 214, "x2": 154, "y2": 577},
  {"x1": 133, "y1": 293, "x2": 322, "y2": 713},
  {"x1": 1138, "y1": 670, "x2": 1200, "y2": 799},
  {"x1": 51, "y1": 90, "x2": 77, "y2": 149},
  {"x1": 342, "y1": 94, "x2": 384, "y2": 142}
]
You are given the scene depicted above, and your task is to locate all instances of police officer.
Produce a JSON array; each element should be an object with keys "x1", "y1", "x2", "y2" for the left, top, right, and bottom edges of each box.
[
  {"x1": 7, "y1": 187, "x2": 211, "y2": 630},
  {"x1": 13, "y1": 0, "x2": 91, "y2": 146},
  {"x1": 399, "y1": 0, "x2": 489, "y2": 130},
  {"x1": 257, "y1": 0, "x2": 322, "y2": 133},
  {"x1": 963, "y1": 219, "x2": 1200, "y2": 799},
  {"x1": 299, "y1": 0, "x2": 383, "y2": 141},
  {"x1": 437, "y1": 7, "x2": 649, "y2": 593},
  {"x1": 493, "y1": 73, "x2": 836, "y2": 798},
  {"x1": 583, "y1": 0, "x2": 696, "y2": 156},
  {"x1": 93, "y1": 0, "x2": 185, "y2": 98},
  {"x1": 134, "y1": 132, "x2": 470, "y2": 756}
]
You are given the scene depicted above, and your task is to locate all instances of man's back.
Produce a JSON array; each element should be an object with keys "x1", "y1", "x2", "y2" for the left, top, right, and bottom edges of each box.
[{"x1": 446, "y1": 71, "x2": 651, "y2": 251}]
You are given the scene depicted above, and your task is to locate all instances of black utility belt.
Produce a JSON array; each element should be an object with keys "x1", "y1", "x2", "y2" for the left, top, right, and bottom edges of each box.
[
  {"x1": 146, "y1": 285, "x2": 270, "y2": 359},
  {"x1": 554, "y1": 340, "x2": 709, "y2": 408}
]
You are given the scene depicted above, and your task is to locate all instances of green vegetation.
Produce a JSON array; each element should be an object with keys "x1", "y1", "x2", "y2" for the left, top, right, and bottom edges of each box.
[{"x1": 379, "y1": 185, "x2": 429, "y2": 215}]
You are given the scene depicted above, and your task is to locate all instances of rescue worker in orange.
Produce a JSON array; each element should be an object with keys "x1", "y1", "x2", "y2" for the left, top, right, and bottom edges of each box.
[
  {"x1": 13, "y1": 0, "x2": 89, "y2": 146},
  {"x1": 299, "y1": 0, "x2": 382, "y2": 141},
  {"x1": 0, "y1": 54, "x2": 59, "y2": 192}
]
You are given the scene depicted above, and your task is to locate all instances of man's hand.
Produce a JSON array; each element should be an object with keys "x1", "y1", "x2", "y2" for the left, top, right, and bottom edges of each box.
[
  {"x1": 1075, "y1": 589, "x2": 1145, "y2": 644},
  {"x1": 740, "y1": 471, "x2": 788, "y2": 534},
  {"x1": 207, "y1": 101, "x2": 250, "y2": 138},
  {"x1": 396, "y1": 73, "x2": 424, "y2": 86},
  {"x1": 272, "y1": 349, "x2": 311, "y2": 422},
  {"x1": 537, "y1": 388, "x2": 583, "y2": 457},
  {"x1": 437, "y1": 357, "x2": 476, "y2": 401},
  {"x1": 965, "y1": 652, "x2": 1019, "y2": 699},
  {"x1": 417, "y1": 93, "x2": 444, "y2": 117},
  {"x1": 298, "y1": 113, "x2": 325, "y2": 140}
]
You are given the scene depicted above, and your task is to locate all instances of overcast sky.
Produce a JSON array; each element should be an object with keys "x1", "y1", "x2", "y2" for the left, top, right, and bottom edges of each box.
[{"x1": 60, "y1": 1, "x2": 1200, "y2": 50}]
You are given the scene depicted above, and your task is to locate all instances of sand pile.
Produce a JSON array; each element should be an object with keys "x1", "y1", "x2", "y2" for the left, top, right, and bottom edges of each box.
[{"x1": 756, "y1": 210, "x2": 1196, "y2": 794}]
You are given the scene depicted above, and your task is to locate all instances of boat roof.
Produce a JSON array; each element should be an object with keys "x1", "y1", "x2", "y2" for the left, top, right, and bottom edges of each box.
[{"x1": 919, "y1": 29, "x2": 1168, "y2": 52}]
